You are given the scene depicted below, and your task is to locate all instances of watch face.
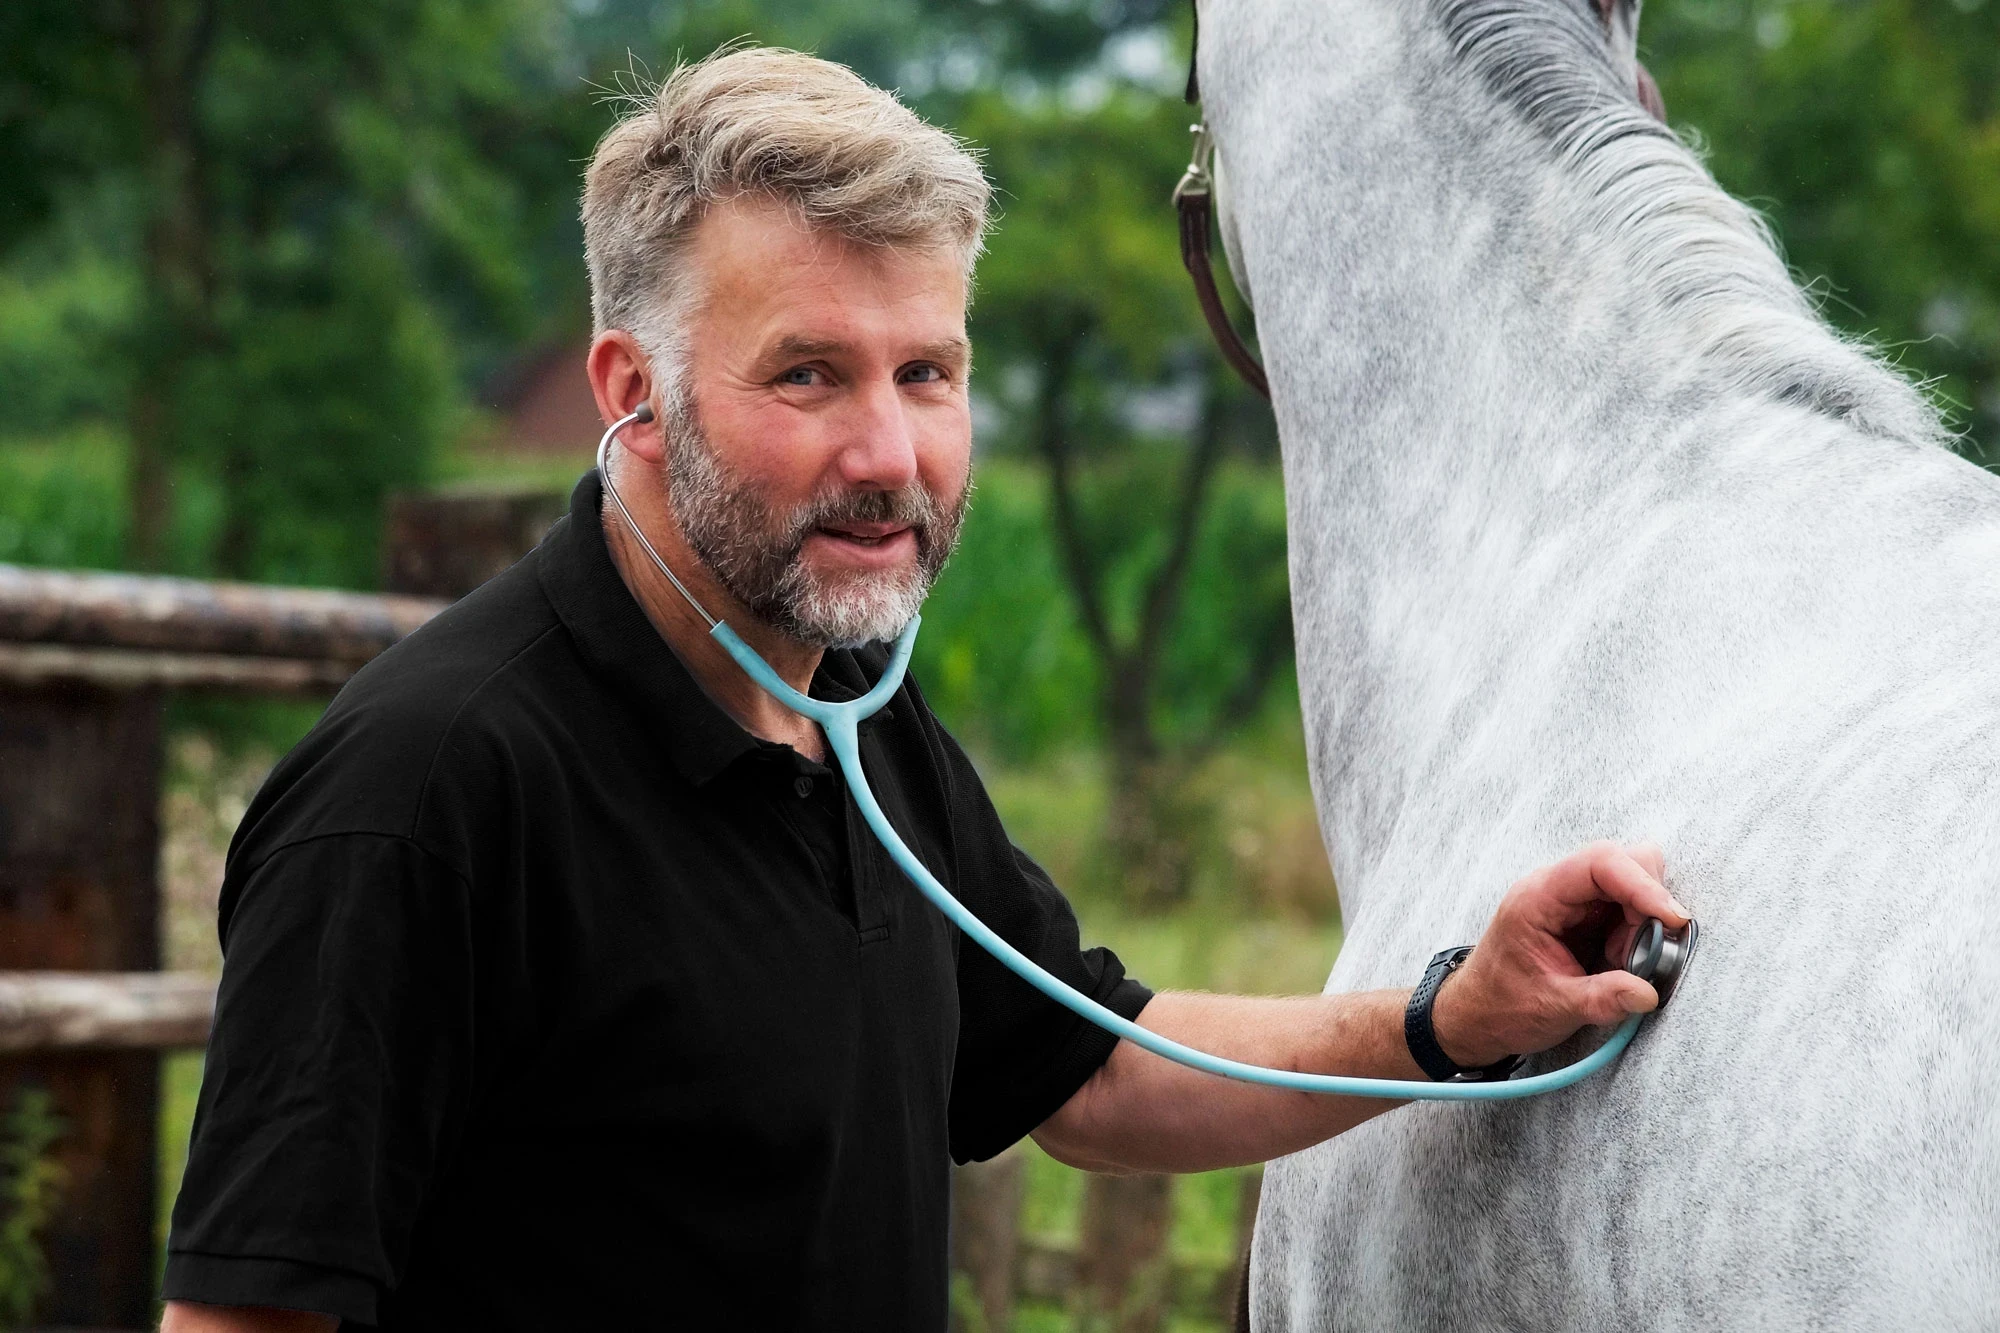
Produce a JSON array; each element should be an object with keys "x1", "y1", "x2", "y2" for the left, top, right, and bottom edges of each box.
[{"x1": 1430, "y1": 945, "x2": 1473, "y2": 972}]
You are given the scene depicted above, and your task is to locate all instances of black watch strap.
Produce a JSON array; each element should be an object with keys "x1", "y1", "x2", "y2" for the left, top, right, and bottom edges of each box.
[{"x1": 1404, "y1": 946, "x2": 1524, "y2": 1083}]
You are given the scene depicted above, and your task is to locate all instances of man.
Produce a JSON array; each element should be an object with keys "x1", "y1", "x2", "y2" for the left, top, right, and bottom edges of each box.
[{"x1": 160, "y1": 47, "x2": 1685, "y2": 1332}]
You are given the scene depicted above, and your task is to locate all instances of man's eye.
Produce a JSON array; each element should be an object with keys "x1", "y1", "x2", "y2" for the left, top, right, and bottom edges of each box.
[
  {"x1": 903, "y1": 363, "x2": 945, "y2": 384},
  {"x1": 781, "y1": 366, "x2": 821, "y2": 387}
]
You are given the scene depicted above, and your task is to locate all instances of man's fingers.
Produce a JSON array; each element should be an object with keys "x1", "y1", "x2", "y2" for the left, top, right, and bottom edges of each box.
[
  {"x1": 1543, "y1": 841, "x2": 1689, "y2": 925},
  {"x1": 1625, "y1": 840, "x2": 1664, "y2": 880},
  {"x1": 1562, "y1": 970, "x2": 1658, "y2": 1027}
]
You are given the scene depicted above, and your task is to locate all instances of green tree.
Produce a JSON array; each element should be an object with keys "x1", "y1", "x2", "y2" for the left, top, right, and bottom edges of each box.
[
  {"x1": 1648, "y1": 0, "x2": 2000, "y2": 458},
  {"x1": 966, "y1": 88, "x2": 1290, "y2": 904},
  {"x1": 0, "y1": 0, "x2": 577, "y2": 585}
]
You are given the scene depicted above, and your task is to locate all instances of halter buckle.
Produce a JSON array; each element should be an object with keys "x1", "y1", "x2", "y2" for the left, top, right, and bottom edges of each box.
[{"x1": 1171, "y1": 123, "x2": 1214, "y2": 205}]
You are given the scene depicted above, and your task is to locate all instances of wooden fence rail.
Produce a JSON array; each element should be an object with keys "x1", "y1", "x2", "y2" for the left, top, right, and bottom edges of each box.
[
  {"x1": 0, "y1": 564, "x2": 442, "y2": 666},
  {"x1": 0, "y1": 973, "x2": 215, "y2": 1055},
  {"x1": 0, "y1": 560, "x2": 447, "y2": 1330}
]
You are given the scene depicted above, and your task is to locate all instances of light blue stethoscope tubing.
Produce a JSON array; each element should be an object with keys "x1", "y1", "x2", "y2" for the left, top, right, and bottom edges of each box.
[
  {"x1": 711, "y1": 615, "x2": 1643, "y2": 1101},
  {"x1": 599, "y1": 407, "x2": 1641, "y2": 1101}
]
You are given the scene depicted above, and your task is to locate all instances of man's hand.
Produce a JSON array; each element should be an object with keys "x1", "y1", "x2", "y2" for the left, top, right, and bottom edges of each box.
[
  {"x1": 1035, "y1": 838, "x2": 1689, "y2": 1174},
  {"x1": 1430, "y1": 840, "x2": 1689, "y2": 1069}
]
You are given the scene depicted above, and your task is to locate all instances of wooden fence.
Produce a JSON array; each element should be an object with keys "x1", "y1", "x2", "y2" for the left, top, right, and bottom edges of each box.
[
  {"x1": 0, "y1": 488, "x2": 556, "y2": 1325},
  {"x1": 0, "y1": 561, "x2": 448, "y2": 1329}
]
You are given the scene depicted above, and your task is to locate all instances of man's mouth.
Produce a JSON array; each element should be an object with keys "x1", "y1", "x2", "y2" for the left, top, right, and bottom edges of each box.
[{"x1": 815, "y1": 522, "x2": 915, "y2": 548}]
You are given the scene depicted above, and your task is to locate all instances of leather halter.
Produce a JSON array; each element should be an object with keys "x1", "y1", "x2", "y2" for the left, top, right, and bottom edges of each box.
[{"x1": 1174, "y1": 9, "x2": 1270, "y2": 401}]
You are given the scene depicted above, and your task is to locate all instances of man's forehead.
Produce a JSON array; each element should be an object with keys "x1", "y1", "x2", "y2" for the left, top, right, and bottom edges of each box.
[
  {"x1": 694, "y1": 196, "x2": 963, "y2": 289},
  {"x1": 691, "y1": 197, "x2": 969, "y2": 335}
]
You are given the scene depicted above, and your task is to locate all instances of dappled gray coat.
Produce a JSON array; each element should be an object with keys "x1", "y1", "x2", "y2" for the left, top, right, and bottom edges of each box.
[{"x1": 1199, "y1": 0, "x2": 2000, "y2": 1327}]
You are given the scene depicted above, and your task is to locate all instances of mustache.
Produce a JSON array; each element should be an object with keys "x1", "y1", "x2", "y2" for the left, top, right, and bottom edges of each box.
[{"x1": 784, "y1": 483, "x2": 946, "y2": 551}]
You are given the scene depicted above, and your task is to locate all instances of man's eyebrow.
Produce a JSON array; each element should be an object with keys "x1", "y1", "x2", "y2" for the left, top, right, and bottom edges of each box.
[
  {"x1": 761, "y1": 333, "x2": 971, "y2": 367},
  {"x1": 913, "y1": 336, "x2": 971, "y2": 365},
  {"x1": 768, "y1": 334, "x2": 848, "y2": 361}
]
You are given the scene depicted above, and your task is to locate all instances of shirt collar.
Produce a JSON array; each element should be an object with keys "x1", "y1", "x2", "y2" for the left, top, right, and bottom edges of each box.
[{"x1": 536, "y1": 470, "x2": 895, "y2": 787}]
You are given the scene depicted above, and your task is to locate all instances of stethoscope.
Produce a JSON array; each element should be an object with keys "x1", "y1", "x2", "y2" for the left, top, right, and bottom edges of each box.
[{"x1": 598, "y1": 405, "x2": 1697, "y2": 1100}]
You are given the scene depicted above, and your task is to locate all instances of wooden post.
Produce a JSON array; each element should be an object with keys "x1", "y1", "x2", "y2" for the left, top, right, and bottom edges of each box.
[
  {"x1": 1075, "y1": 1172, "x2": 1175, "y2": 1333},
  {"x1": 0, "y1": 680, "x2": 166, "y2": 1328},
  {"x1": 0, "y1": 563, "x2": 444, "y2": 1329},
  {"x1": 382, "y1": 485, "x2": 568, "y2": 600},
  {"x1": 950, "y1": 1148, "x2": 1024, "y2": 1333}
]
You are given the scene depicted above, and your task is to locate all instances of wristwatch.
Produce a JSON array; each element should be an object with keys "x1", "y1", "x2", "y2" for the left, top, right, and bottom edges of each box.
[{"x1": 1403, "y1": 946, "x2": 1524, "y2": 1083}]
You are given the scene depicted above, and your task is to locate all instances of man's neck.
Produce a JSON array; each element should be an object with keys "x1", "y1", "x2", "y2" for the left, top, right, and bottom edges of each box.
[{"x1": 598, "y1": 488, "x2": 829, "y2": 762}]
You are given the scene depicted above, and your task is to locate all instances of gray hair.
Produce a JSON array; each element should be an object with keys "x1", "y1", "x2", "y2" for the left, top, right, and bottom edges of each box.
[{"x1": 582, "y1": 46, "x2": 992, "y2": 420}]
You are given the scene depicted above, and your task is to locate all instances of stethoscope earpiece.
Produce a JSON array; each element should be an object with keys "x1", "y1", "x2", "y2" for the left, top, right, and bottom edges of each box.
[{"x1": 598, "y1": 404, "x2": 715, "y2": 629}]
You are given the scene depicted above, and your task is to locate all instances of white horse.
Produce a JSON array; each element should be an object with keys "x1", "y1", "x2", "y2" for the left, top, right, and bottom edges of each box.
[{"x1": 1197, "y1": 0, "x2": 2000, "y2": 1326}]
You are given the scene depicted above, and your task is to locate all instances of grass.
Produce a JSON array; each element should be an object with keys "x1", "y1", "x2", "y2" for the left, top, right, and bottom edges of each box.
[{"x1": 158, "y1": 1053, "x2": 205, "y2": 1258}]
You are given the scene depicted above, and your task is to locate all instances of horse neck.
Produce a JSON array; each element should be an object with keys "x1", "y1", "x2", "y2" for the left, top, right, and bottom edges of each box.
[{"x1": 1199, "y1": 0, "x2": 1942, "y2": 903}]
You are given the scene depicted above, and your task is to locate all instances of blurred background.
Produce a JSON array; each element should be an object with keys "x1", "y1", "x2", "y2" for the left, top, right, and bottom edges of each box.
[{"x1": 0, "y1": 0, "x2": 1996, "y2": 1328}]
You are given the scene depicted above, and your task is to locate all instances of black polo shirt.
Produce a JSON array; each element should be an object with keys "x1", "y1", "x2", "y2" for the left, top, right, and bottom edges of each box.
[{"x1": 163, "y1": 472, "x2": 1152, "y2": 1331}]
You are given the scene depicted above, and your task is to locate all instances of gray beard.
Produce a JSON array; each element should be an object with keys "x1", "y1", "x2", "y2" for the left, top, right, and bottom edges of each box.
[{"x1": 662, "y1": 406, "x2": 969, "y2": 648}]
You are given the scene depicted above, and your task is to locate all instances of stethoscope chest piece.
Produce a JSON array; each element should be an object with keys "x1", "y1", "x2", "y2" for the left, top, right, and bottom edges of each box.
[{"x1": 1625, "y1": 917, "x2": 1699, "y2": 1008}]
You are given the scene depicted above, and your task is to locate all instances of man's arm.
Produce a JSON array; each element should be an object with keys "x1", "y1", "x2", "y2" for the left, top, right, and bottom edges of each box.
[
  {"x1": 160, "y1": 1302, "x2": 336, "y2": 1333},
  {"x1": 1033, "y1": 841, "x2": 1686, "y2": 1174}
]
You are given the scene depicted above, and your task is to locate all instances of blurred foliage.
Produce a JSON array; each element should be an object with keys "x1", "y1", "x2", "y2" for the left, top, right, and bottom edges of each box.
[
  {"x1": 0, "y1": 0, "x2": 578, "y2": 581},
  {"x1": 968, "y1": 90, "x2": 1197, "y2": 389},
  {"x1": 915, "y1": 455, "x2": 1289, "y2": 766},
  {"x1": 959, "y1": 84, "x2": 1288, "y2": 900},
  {"x1": 1, "y1": 1, "x2": 1993, "y2": 559},
  {"x1": 964, "y1": 89, "x2": 1288, "y2": 743},
  {"x1": 0, "y1": 1089, "x2": 65, "y2": 1331},
  {"x1": 1648, "y1": 0, "x2": 2000, "y2": 454},
  {"x1": 914, "y1": 461, "x2": 1103, "y2": 762},
  {"x1": 0, "y1": 0, "x2": 1995, "y2": 837}
]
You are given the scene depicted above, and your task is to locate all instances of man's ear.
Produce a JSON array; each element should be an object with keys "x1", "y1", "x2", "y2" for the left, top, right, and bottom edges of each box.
[
  {"x1": 586, "y1": 330, "x2": 667, "y2": 463},
  {"x1": 1593, "y1": 0, "x2": 1666, "y2": 122}
]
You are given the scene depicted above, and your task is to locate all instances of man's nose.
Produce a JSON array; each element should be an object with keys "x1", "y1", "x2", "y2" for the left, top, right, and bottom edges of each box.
[{"x1": 833, "y1": 378, "x2": 920, "y2": 491}]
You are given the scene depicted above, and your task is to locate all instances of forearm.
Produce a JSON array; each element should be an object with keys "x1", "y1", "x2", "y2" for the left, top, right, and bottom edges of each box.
[
  {"x1": 1032, "y1": 842, "x2": 1687, "y2": 1176},
  {"x1": 1032, "y1": 988, "x2": 1422, "y2": 1175},
  {"x1": 160, "y1": 1301, "x2": 337, "y2": 1333}
]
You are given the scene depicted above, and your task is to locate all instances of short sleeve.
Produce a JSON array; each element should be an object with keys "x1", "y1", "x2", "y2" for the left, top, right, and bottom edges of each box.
[
  {"x1": 935, "y1": 730, "x2": 1153, "y2": 1164},
  {"x1": 162, "y1": 833, "x2": 477, "y2": 1325}
]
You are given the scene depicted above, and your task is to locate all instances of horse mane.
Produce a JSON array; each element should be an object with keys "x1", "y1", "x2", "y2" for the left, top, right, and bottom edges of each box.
[{"x1": 1432, "y1": 0, "x2": 1945, "y2": 445}]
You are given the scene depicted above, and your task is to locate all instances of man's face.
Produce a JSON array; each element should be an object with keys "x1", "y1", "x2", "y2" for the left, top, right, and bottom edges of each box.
[{"x1": 662, "y1": 195, "x2": 974, "y2": 647}]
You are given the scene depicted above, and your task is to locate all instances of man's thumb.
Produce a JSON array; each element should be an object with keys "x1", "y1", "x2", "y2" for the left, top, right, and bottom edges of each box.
[{"x1": 1573, "y1": 972, "x2": 1657, "y2": 1025}]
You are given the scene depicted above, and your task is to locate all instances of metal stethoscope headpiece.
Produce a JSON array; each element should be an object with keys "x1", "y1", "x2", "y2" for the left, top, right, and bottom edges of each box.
[{"x1": 1625, "y1": 917, "x2": 1699, "y2": 1009}]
